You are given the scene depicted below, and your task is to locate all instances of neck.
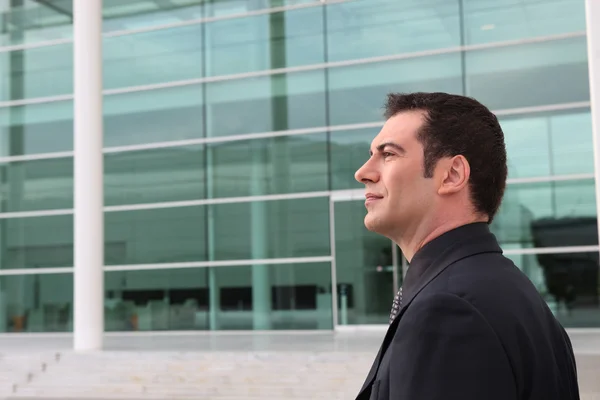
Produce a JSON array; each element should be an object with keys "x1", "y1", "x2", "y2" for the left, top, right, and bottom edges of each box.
[{"x1": 395, "y1": 214, "x2": 487, "y2": 262}]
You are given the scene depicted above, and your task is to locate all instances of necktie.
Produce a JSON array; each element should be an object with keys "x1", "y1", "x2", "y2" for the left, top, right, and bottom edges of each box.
[{"x1": 389, "y1": 286, "x2": 402, "y2": 324}]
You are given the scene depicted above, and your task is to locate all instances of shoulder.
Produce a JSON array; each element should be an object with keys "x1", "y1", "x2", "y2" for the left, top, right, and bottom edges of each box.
[
  {"x1": 413, "y1": 251, "x2": 553, "y2": 342},
  {"x1": 434, "y1": 251, "x2": 535, "y2": 299}
]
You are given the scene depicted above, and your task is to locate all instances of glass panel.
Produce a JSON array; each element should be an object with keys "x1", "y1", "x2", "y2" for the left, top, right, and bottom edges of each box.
[
  {"x1": 204, "y1": 0, "x2": 316, "y2": 19},
  {"x1": 0, "y1": 158, "x2": 73, "y2": 212},
  {"x1": 0, "y1": 214, "x2": 73, "y2": 269},
  {"x1": 212, "y1": 262, "x2": 333, "y2": 330},
  {"x1": 326, "y1": 0, "x2": 460, "y2": 62},
  {"x1": 0, "y1": 100, "x2": 73, "y2": 156},
  {"x1": 327, "y1": 53, "x2": 463, "y2": 126},
  {"x1": 463, "y1": 0, "x2": 586, "y2": 45},
  {"x1": 103, "y1": 24, "x2": 203, "y2": 89},
  {"x1": 104, "y1": 207, "x2": 206, "y2": 265},
  {"x1": 0, "y1": 273, "x2": 73, "y2": 333},
  {"x1": 206, "y1": 69, "x2": 326, "y2": 137},
  {"x1": 0, "y1": 2, "x2": 72, "y2": 47},
  {"x1": 105, "y1": 268, "x2": 207, "y2": 332},
  {"x1": 105, "y1": 146, "x2": 205, "y2": 206},
  {"x1": 211, "y1": 197, "x2": 330, "y2": 260},
  {"x1": 104, "y1": 85, "x2": 203, "y2": 148},
  {"x1": 335, "y1": 199, "x2": 396, "y2": 325},
  {"x1": 503, "y1": 109, "x2": 593, "y2": 179},
  {"x1": 0, "y1": 43, "x2": 72, "y2": 101},
  {"x1": 105, "y1": 198, "x2": 329, "y2": 265},
  {"x1": 103, "y1": 1, "x2": 203, "y2": 33},
  {"x1": 466, "y1": 36, "x2": 589, "y2": 110},
  {"x1": 205, "y1": 6, "x2": 324, "y2": 76},
  {"x1": 105, "y1": 262, "x2": 333, "y2": 331},
  {"x1": 209, "y1": 133, "x2": 328, "y2": 198},
  {"x1": 330, "y1": 127, "x2": 376, "y2": 191},
  {"x1": 492, "y1": 179, "x2": 598, "y2": 249},
  {"x1": 505, "y1": 252, "x2": 600, "y2": 328}
]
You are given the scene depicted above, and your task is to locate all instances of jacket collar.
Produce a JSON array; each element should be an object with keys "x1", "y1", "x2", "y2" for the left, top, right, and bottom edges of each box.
[{"x1": 401, "y1": 222, "x2": 501, "y2": 309}]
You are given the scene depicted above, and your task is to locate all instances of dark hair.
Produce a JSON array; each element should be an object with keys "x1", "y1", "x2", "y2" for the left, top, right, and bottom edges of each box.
[{"x1": 384, "y1": 92, "x2": 507, "y2": 223}]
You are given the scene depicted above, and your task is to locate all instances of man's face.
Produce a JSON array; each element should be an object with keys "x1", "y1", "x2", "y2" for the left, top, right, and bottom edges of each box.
[{"x1": 354, "y1": 111, "x2": 437, "y2": 238}]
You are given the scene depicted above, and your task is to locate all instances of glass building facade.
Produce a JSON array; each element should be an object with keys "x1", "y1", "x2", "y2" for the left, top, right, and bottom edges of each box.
[{"x1": 0, "y1": 0, "x2": 598, "y2": 335}]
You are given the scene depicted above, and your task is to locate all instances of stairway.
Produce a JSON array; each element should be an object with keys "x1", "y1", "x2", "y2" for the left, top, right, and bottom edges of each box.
[{"x1": 8, "y1": 351, "x2": 374, "y2": 399}]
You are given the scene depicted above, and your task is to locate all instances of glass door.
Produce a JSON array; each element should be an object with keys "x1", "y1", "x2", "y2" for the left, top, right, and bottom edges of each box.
[{"x1": 331, "y1": 191, "x2": 404, "y2": 326}]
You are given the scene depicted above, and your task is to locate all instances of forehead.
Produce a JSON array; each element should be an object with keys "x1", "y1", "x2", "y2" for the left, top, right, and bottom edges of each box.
[{"x1": 371, "y1": 110, "x2": 426, "y2": 148}]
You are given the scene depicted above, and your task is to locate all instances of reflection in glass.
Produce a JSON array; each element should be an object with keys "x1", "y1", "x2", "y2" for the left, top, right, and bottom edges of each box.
[
  {"x1": 326, "y1": 0, "x2": 460, "y2": 62},
  {"x1": 104, "y1": 207, "x2": 207, "y2": 266},
  {"x1": 0, "y1": 2, "x2": 72, "y2": 47},
  {"x1": 103, "y1": 25, "x2": 203, "y2": 89},
  {"x1": 492, "y1": 179, "x2": 597, "y2": 249},
  {"x1": 463, "y1": 0, "x2": 585, "y2": 45},
  {"x1": 203, "y1": 0, "x2": 316, "y2": 20},
  {"x1": 211, "y1": 262, "x2": 333, "y2": 330},
  {"x1": 466, "y1": 36, "x2": 589, "y2": 110},
  {"x1": 0, "y1": 273, "x2": 73, "y2": 333},
  {"x1": 104, "y1": 85, "x2": 204, "y2": 148},
  {"x1": 210, "y1": 197, "x2": 330, "y2": 260},
  {"x1": 329, "y1": 128, "x2": 376, "y2": 191},
  {"x1": 206, "y1": 69, "x2": 326, "y2": 137},
  {"x1": 205, "y1": 6, "x2": 324, "y2": 76},
  {"x1": 105, "y1": 146, "x2": 205, "y2": 206},
  {"x1": 505, "y1": 252, "x2": 600, "y2": 328},
  {"x1": 105, "y1": 268, "x2": 207, "y2": 332},
  {"x1": 327, "y1": 54, "x2": 463, "y2": 126},
  {"x1": 103, "y1": 1, "x2": 202, "y2": 33},
  {"x1": 0, "y1": 101, "x2": 73, "y2": 156},
  {"x1": 0, "y1": 44, "x2": 72, "y2": 101},
  {"x1": 0, "y1": 215, "x2": 73, "y2": 270},
  {"x1": 104, "y1": 197, "x2": 329, "y2": 265},
  {"x1": 0, "y1": 158, "x2": 72, "y2": 212},
  {"x1": 105, "y1": 262, "x2": 333, "y2": 331},
  {"x1": 335, "y1": 200, "x2": 398, "y2": 325},
  {"x1": 502, "y1": 109, "x2": 593, "y2": 178},
  {"x1": 208, "y1": 134, "x2": 328, "y2": 198}
]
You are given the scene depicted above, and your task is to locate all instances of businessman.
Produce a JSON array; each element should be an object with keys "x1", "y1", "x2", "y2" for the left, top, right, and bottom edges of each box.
[{"x1": 354, "y1": 92, "x2": 579, "y2": 399}]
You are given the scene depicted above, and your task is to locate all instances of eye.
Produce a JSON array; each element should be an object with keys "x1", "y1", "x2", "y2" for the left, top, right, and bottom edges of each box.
[{"x1": 382, "y1": 152, "x2": 394, "y2": 158}]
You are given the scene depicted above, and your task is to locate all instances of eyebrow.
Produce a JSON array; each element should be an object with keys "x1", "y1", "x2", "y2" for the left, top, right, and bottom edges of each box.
[{"x1": 370, "y1": 141, "x2": 406, "y2": 156}]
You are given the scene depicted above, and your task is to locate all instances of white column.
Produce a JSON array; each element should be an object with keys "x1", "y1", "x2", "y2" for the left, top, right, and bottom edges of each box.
[
  {"x1": 73, "y1": 0, "x2": 104, "y2": 351},
  {"x1": 587, "y1": 0, "x2": 600, "y2": 251}
]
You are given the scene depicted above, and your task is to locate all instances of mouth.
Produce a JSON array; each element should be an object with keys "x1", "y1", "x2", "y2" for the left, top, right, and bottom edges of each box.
[{"x1": 365, "y1": 193, "x2": 383, "y2": 206}]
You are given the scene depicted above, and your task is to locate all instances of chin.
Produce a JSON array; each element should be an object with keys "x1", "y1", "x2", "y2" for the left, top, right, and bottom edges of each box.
[{"x1": 364, "y1": 213, "x2": 383, "y2": 234}]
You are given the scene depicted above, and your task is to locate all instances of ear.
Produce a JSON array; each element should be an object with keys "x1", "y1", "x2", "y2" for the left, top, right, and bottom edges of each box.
[{"x1": 437, "y1": 155, "x2": 470, "y2": 195}]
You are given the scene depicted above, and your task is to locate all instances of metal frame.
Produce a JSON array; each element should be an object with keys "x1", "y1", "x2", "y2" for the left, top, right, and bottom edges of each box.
[
  {"x1": 0, "y1": 172, "x2": 593, "y2": 219},
  {"x1": 0, "y1": 101, "x2": 590, "y2": 164},
  {"x1": 0, "y1": 0, "x2": 596, "y2": 335},
  {"x1": 0, "y1": 31, "x2": 587, "y2": 109},
  {"x1": 0, "y1": 0, "x2": 357, "y2": 54}
]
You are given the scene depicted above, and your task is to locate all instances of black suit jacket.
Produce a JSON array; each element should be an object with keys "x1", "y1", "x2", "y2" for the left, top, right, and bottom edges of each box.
[{"x1": 356, "y1": 223, "x2": 580, "y2": 400}]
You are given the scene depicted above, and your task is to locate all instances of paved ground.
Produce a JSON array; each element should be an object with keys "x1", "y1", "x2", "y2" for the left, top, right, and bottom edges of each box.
[
  {"x1": 0, "y1": 328, "x2": 597, "y2": 353},
  {"x1": 0, "y1": 329, "x2": 598, "y2": 398}
]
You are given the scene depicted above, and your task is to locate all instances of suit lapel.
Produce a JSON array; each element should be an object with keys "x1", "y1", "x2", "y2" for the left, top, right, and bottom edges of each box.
[{"x1": 355, "y1": 231, "x2": 502, "y2": 399}]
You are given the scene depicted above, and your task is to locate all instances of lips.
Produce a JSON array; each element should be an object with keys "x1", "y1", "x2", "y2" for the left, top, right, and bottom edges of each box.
[{"x1": 365, "y1": 193, "x2": 383, "y2": 205}]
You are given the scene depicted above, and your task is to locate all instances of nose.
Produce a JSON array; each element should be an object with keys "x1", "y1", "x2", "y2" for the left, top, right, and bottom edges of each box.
[{"x1": 355, "y1": 158, "x2": 379, "y2": 184}]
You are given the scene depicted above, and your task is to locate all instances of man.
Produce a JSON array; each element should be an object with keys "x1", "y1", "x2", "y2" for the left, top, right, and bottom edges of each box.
[{"x1": 354, "y1": 92, "x2": 579, "y2": 400}]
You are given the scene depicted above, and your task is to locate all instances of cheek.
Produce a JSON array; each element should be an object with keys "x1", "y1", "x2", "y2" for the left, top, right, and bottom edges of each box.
[{"x1": 385, "y1": 172, "x2": 430, "y2": 204}]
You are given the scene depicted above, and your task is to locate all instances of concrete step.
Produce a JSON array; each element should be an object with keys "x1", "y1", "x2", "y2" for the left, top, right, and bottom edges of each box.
[{"x1": 8, "y1": 351, "x2": 368, "y2": 399}]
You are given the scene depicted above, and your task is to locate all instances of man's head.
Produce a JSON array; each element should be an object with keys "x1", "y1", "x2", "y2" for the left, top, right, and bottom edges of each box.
[{"x1": 354, "y1": 92, "x2": 507, "y2": 249}]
